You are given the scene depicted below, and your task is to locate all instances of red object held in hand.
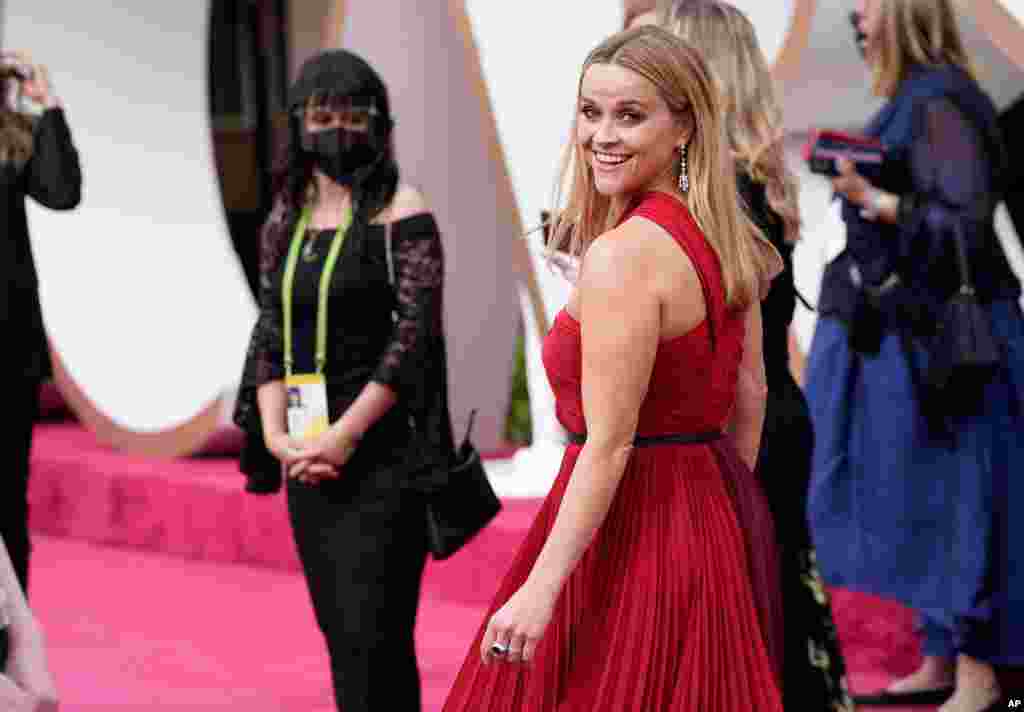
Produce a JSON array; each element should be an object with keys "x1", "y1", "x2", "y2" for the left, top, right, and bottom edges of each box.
[{"x1": 803, "y1": 129, "x2": 885, "y2": 177}]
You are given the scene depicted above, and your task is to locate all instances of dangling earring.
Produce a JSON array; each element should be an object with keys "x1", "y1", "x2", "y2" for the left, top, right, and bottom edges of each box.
[{"x1": 677, "y1": 144, "x2": 689, "y2": 193}]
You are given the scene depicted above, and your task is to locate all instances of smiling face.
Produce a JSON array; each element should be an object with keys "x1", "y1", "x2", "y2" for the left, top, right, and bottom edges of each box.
[{"x1": 577, "y1": 63, "x2": 691, "y2": 198}]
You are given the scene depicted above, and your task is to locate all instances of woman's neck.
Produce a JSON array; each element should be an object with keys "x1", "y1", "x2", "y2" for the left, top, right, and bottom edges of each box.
[{"x1": 311, "y1": 171, "x2": 352, "y2": 226}]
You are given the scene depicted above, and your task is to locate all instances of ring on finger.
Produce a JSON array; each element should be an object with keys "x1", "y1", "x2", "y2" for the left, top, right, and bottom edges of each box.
[{"x1": 489, "y1": 641, "x2": 509, "y2": 657}]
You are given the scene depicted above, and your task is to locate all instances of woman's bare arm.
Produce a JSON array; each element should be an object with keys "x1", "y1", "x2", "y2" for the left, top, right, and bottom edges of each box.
[{"x1": 525, "y1": 221, "x2": 673, "y2": 597}]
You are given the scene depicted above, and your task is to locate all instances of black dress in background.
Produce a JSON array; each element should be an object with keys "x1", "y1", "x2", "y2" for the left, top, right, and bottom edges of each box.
[
  {"x1": 739, "y1": 173, "x2": 855, "y2": 711},
  {"x1": 0, "y1": 108, "x2": 81, "y2": 593},
  {"x1": 235, "y1": 202, "x2": 452, "y2": 712},
  {"x1": 999, "y1": 92, "x2": 1024, "y2": 239}
]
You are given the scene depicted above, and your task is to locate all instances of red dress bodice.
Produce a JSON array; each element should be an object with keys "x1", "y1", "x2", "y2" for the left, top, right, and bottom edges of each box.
[{"x1": 543, "y1": 191, "x2": 746, "y2": 438}]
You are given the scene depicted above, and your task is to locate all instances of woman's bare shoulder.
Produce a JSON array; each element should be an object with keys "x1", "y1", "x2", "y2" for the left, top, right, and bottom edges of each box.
[
  {"x1": 586, "y1": 216, "x2": 697, "y2": 288},
  {"x1": 373, "y1": 184, "x2": 429, "y2": 224}
]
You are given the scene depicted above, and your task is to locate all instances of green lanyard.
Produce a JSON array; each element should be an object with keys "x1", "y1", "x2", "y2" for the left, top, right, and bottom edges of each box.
[{"x1": 282, "y1": 203, "x2": 353, "y2": 377}]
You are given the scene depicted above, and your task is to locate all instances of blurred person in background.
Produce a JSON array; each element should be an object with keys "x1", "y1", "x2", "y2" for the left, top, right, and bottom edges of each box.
[
  {"x1": 658, "y1": 2, "x2": 855, "y2": 709},
  {"x1": 804, "y1": 1, "x2": 1024, "y2": 710},
  {"x1": 1, "y1": 536, "x2": 58, "y2": 711},
  {"x1": 0, "y1": 49, "x2": 81, "y2": 596},
  {"x1": 233, "y1": 49, "x2": 452, "y2": 711}
]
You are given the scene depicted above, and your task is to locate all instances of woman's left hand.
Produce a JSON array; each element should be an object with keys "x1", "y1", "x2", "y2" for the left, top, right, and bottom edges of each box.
[
  {"x1": 480, "y1": 582, "x2": 558, "y2": 665},
  {"x1": 4, "y1": 51, "x2": 56, "y2": 108},
  {"x1": 286, "y1": 428, "x2": 358, "y2": 483},
  {"x1": 831, "y1": 157, "x2": 873, "y2": 208}
]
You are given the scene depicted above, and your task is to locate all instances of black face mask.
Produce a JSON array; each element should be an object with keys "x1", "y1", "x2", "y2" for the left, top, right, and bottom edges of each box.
[
  {"x1": 849, "y1": 11, "x2": 868, "y2": 59},
  {"x1": 302, "y1": 127, "x2": 382, "y2": 186}
]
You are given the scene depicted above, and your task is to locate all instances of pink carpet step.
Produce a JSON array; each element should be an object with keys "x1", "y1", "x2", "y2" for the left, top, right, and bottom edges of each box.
[{"x1": 28, "y1": 422, "x2": 541, "y2": 606}]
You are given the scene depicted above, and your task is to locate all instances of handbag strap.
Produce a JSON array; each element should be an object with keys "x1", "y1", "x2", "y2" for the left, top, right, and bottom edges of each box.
[
  {"x1": 951, "y1": 224, "x2": 976, "y2": 296},
  {"x1": 384, "y1": 219, "x2": 398, "y2": 323},
  {"x1": 385, "y1": 219, "x2": 394, "y2": 286}
]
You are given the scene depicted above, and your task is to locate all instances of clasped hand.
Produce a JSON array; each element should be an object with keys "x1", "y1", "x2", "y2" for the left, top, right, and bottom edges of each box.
[{"x1": 267, "y1": 429, "x2": 358, "y2": 484}]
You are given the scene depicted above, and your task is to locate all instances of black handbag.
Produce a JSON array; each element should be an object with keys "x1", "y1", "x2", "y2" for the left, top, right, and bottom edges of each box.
[
  {"x1": 418, "y1": 410, "x2": 502, "y2": 560},
  {"x1": 384, "y1": 223, "x2": 501, "y2": 559},
  {"x1": 924, "y1": 226, "x2": 1001, "y2": 417},
  {"x1": 848, "y1": 263, "x2": 887, "y2": 356}
]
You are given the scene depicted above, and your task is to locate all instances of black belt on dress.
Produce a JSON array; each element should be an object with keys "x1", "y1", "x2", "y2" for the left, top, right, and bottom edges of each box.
[{"x1": 566, "y1": 430, "x2": 724, "y2": 447}]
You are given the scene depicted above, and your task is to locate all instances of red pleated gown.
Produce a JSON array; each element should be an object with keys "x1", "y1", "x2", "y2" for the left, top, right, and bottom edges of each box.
[{"x1": 443, "y1": 192, "x2": 785, "y2": 711}]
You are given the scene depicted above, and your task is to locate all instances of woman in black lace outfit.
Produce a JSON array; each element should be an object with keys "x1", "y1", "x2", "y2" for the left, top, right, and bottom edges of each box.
[
  {"x1": 660, "y1": 3, "x2": 855, "y2": 709},
  {"x1": 234, "y1": 50, "x2": 453, "y2": 711}
]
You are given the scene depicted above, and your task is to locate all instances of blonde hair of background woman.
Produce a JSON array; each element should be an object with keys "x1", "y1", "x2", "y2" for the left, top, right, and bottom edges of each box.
[
  {"x1": 871, "y1": 0, "x2": 976, "y2": 97},
  {"x1": 0, "y1": 81, "x2": 34, "y2": 167},
  {"x1": 623, "y1": 0, "x2": 657, "y2": 30},
  {"x1": 548, "y1": 25, "x2": 780, "y2": 308},
  {"x1": 662, "y1": 0, "x2": 801, "y2": 244}
]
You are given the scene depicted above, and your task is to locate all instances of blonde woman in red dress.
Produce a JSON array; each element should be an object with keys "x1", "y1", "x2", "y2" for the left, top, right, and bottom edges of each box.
[{"x1": 444, "y1": 25, "x2": 784, "y2": 711}]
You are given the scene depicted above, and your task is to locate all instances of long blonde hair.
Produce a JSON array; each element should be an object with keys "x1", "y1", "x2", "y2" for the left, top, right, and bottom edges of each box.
[
  {"x1": 662, "y1": 0, "x2": 800, "y2": 244},
  {"x1": 872, "y1": 0, "x2": 975, "y2": 97},
  {"x1": 549, "y1": 25, "x2": 777, "y2": 308}
]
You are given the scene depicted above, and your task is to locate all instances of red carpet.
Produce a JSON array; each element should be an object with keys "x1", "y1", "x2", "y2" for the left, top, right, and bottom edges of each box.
[{"x1": 25, "y1": 422, "x2": 941, "y2": 710}]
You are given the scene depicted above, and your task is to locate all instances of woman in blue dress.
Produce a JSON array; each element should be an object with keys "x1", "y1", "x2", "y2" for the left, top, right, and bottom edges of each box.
[{"x1": 805, "y1": 1, "x2": 1023, "y2": 710}]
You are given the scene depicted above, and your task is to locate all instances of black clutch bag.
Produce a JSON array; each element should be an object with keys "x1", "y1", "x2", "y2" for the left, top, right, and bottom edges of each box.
[
  {"x1": 419, "y1": 410, "x2": 501, "y2": 560},
  {"x1": 925, "y1": 227, "x2": 1001, "y2": 417}
]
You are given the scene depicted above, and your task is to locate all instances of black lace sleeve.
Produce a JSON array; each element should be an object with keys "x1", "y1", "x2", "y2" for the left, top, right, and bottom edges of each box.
[
  {"x1": 232, "y1": 199, "x2": 293, "y2": 432},
  {"x1": 371, "y1": 213, "x2": 445, "y2": 398}
]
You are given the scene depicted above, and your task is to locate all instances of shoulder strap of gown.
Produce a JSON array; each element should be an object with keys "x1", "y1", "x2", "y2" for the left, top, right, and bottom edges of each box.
[{"x1": 626, "y1": 193, "x2": 721, "y2": 349}]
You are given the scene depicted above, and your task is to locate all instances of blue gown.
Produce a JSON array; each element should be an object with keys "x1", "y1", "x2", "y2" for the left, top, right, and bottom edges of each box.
[{"x1": 805, "y1": 65, "x2": 1024, "y2": 664}]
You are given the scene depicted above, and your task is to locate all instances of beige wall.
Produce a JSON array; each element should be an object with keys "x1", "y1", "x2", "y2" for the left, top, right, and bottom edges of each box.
[{"x1": 288, "y1": 0, "x2": 334, "y2": 81}]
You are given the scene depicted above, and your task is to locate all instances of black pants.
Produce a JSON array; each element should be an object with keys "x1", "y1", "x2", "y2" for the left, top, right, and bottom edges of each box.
[
  {"x1": 0, "y1": 379, "x2": 38, "y2": 670},
  {"x1": 2, "y1": 379, "x2": 39, "y2": 593},
  {"x1": 287, "y1": 430, "x2": 428, "y2": 712}
]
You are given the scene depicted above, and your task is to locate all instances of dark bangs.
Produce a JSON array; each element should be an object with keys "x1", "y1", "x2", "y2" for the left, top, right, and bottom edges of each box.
[{"x1": 273, "y1": 49, "x2": 399, "y2": 223}]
